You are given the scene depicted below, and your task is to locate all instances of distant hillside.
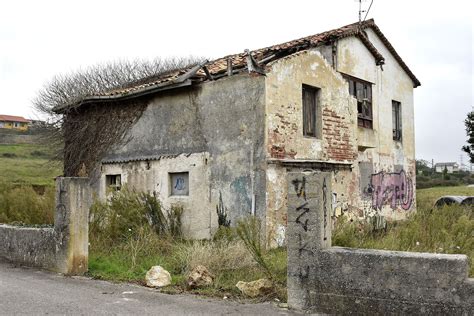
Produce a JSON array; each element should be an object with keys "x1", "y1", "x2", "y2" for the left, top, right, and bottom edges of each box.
[{"x1": 0, "y1": 143, "x2": 62, "y2": 186}]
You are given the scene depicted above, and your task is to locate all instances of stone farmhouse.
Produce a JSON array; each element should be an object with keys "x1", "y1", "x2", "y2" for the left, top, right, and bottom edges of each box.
[{"x1": 55, "y1": 19, "x2": 420, "y2": 246}]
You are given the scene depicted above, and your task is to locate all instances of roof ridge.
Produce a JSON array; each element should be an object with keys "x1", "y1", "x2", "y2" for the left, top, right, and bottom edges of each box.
[{"x1": 54, "y1": 18, "x2": 420, "y2": 113}]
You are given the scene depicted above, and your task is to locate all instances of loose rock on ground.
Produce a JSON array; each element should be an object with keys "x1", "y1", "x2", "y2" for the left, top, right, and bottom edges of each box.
[
  {"x1": 145, "y1": 266, "x2": 171, "y2": 288},
  {"x1": 236, "y1": 279, "x2": 273, "y2": 298},
  {"x1": 187, "y1": 265, "x2": 214, "y2": 289}
]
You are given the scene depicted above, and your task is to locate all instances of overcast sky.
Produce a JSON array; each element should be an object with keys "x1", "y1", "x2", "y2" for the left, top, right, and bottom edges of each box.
[{"x1": 0, "y1": 0, "x2": 472, "y2": 165}]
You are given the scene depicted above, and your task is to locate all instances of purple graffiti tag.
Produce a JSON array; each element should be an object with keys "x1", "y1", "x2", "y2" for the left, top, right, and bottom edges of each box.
[{"x1": 369, "y1": 170, "x2": 413, "y2": 211}]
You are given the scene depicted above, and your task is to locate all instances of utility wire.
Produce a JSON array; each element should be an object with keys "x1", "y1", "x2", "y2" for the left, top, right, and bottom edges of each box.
[{"x1": 363, "y1": 0, "x2": 374, "y2": 22}]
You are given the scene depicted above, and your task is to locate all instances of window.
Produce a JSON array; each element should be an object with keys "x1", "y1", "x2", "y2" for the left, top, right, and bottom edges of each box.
[
  {"x1": 302, "y1": 84, "x2": 320, "y2": 138},
  {"x1": 105, "y1": 174, "x2": 121, "y2": 191},
  {"x1": 392, "y1": 100, "x2": 402, "y2": 141},
  {"x1": 347, "y1": 77, "x2": 373, "y2": 129},
  {"x1": 170, "y1": 172, "x2": 189, "y2": 196}
]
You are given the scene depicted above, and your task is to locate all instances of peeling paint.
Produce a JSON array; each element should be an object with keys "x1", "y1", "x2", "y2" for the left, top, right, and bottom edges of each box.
[{"x1": 264, "y1": 35, "x2": 416, "y2": 242}]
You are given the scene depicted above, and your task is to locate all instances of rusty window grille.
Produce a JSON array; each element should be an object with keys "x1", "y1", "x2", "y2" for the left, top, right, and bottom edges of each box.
[
  {"x1": 302, "y1": 84, "x2": 321, "y2": 138},
  {"x1": 347, "y1": 77, "x2": 373, "y2": 129},
  {"x1": 392, "y1": 100, "x2": 402, "y2": 141}
]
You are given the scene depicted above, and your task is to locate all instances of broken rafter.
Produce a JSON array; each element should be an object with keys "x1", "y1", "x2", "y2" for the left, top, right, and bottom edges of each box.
[
  {"x1": 175, "y1": 60, "x2": 209, "y2": 83},
  {"x1": 244, "y1": 49, "x2": 265, "y2": 75},
  {"x1": 202, "y1": 66, "x2": 214, "y2": 81},
  {"x1": 227, "y1": 58, "x2": 233, "y2": 76},
  {"x1": 259, "y1": 53, "x2": 277, "y2": 64}
]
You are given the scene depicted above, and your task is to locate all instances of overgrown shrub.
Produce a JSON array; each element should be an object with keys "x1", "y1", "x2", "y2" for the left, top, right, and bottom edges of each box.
[
  {"x1": 2, "y1": 152, "x2": 17, "y2": 158},
  {"x1": 333, "y1": 192, "x2": 474, "y2": 276},
  {"x1": 0, "y1": 182, "x2": 54, "y2": 225},
  {"x1": 236, "y1": 216, "x2": 275, "y2": 281},
  {"x1": 416, "y1": 179, "x2": 461, "y2": 189},
  {"x1": 89, "y1": 188, "x2": 183, "y2": 247},
  {"x1": 216, "y1": 192, "x2": 231, "y2": 227}
]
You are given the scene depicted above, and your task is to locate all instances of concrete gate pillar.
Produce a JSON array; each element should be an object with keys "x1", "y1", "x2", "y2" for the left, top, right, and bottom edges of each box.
[
  {"x1": 286, "y1": 171, "x2": 332, "y2": 310},
  {"x1": 54, "y1": 177, "x2": 92, "y2": 275}
]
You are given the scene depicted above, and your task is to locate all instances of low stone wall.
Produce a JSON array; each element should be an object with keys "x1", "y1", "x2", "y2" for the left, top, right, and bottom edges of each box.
[
  {"x1": 0, "y1": 177, "x2": 91, "y2": 275},
  {"x1": 0, "y1": 133, "x2": 40, "y2": 144},
  {"x1": 287, "y1": 172, "x2": 474, "y2": 315}
]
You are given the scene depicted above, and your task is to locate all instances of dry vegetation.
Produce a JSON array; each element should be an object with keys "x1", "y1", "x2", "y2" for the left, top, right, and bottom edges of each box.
[
  {"x1": 87, "y1": 189, "x2": 287, "y2": 300},
  {"x1": 333, "y1": 186, "x2": 474, "y2": 276}
]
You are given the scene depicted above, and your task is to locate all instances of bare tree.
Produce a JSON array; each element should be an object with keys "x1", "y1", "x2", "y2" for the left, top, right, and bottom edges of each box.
[
  {"x1": 33, "y1": 56, "x2": 205, "y2": 172},
  {"x1": 34, "y1": 56, "x2": 204, "y2": 116}
]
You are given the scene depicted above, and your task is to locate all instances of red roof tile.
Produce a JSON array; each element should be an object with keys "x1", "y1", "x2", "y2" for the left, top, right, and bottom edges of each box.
[
  {"x1": 57, "y1": 19, "x2": 419, "y2": 111},
  {"x1": 0, "y1": 115, "x2": 30, "y2": 123}
]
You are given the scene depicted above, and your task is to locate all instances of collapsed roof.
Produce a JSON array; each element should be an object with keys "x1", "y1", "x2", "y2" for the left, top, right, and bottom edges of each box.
[{"x1": 54, "y1": 19, "x2": 420, "y2": 113}]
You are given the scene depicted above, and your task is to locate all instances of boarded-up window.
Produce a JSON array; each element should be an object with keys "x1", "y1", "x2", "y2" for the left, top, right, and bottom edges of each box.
[
  {"x1": 170, "y1": 172, "x2": 189, "y2": 196},
  {"x1": 105, "y1": 174, "x2": 121, "y2": 191},
  {"x1": 347, "y1": 77, "x2": 373, "y2": 129},
  {"x1": 392, "y1": 100, "x2": 402, "y2": 141},
  {"x1": 302, "y1": 85, "x2": 320, "y2": 137}
]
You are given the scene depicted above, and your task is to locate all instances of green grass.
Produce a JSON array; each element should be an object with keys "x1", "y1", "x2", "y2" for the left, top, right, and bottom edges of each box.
[
  {"x1": 0, "y1": 143, "x2": 60, "y2": 224},
  {"x1": 333, "y1": 185, "x2": 474, "y2": 276},
  {"x1": 88, "y1": 239, "x2": 287, "y2": 300},
  {"x1": 88, "y1": 185, "x2": 472, "y2": 301},
  {"x1": 0, "y1": 144, "x2": 61, "y2": 186},
  {"x1": 87, "y1": 191, "x2": 287, "y2": 300}
]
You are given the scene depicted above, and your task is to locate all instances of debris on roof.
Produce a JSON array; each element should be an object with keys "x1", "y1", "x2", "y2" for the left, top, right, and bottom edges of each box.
[{"x1": 54, "y1": 19, "x2": 420, "y2": 113}]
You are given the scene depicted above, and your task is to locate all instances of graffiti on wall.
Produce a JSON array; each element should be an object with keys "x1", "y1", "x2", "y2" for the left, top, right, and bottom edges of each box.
[
  {"x1": 368, "y1": 170, "x2": 413, "y2": 211},
  {"x1": 291, "y1": 176, "x2": 313, "y2": 281},
  {"x1": 289, "y1": 173, "x2": 331, "y2": 285}
]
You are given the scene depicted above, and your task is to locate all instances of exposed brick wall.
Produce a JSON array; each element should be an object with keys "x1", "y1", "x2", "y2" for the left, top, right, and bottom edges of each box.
[
  {"x1": 322, "y1": 108, "x2": 355, "y2": 161},
  {"x1": 268, "y1": 117, "x2": 298, "y2": 159}
]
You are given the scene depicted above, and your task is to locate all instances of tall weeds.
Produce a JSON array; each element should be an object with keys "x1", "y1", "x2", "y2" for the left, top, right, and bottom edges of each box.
[
  {"x1": 333, "y1": 202, "x2": 473, "y2": 276},
  {"x1": 0, "y1": 182, "x2": 54, "y2": 225},
  {"x1": 236, "y1": 216, "x2": 274, "y2": 281},
  {"x1": 89, "y1": 188, "x2": 183, "y2": 249}
]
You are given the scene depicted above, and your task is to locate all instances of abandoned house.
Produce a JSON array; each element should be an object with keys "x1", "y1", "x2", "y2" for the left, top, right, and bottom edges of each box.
[{"x1": 55, "y1": 19, "x2": 420, "y2": 246}]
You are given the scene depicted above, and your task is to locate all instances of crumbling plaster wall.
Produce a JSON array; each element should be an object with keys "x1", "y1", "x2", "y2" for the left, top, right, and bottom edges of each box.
[
  {"x1": 337, "y1": 31, "x2": 416, "y2": 220},
  {"x1": 100, "y1": 153, "x2": 212, "y2": 239},
  {"x1": 264, "y1": 49, "x2": 358, "y2": 247},
  {"x1": 95, "y1": 74, "x2": 266, "y2": 239}
]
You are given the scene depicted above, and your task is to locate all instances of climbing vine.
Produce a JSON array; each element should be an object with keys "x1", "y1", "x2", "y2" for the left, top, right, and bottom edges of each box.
[{"x1": 62, "y1": 100, "x2": 147, "y2": 177}]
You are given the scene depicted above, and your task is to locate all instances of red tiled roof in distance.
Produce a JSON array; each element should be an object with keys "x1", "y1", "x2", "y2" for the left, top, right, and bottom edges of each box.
[{"x1": 0, "y1": 115, "x2": 30, "y2": 123}]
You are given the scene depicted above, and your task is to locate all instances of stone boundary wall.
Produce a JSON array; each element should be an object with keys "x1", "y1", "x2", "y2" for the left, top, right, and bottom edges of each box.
[
  {"x1": 287, "y1": 172, "x2": 473, "y2": 315},
  {"x1": 0, "y1": 133, "x2": 40, "y2": 144},
  {"x1": 0, "y1": 177, "x2": 91, "y2": 275}
]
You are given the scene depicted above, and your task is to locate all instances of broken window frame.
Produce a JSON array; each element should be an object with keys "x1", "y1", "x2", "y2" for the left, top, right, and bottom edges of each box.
[
  {"x1": 392, "y1": 100, "x2": 402, "y2": 141},
  {"x1": 105, "y1": 174, "x2": 121, "y2": 191},
  {"x1": 347, "y1": 76, "x2": 373, "y2": 129},
  {"x1": 302, "y1": 84, "x2": 321, "y2": 138}
]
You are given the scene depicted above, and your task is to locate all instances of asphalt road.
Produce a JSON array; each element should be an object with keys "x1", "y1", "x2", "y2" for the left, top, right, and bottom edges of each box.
[{"x1": 0, "y1": 261, "x2": 296, "y2": 315}]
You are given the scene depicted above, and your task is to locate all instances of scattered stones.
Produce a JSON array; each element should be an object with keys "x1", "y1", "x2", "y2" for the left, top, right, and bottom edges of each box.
[
  {"x1": 236, "y1": 278, "x2": 273, "y2": 298},
  {"x1": 187, "y1": 265, "x2": 213, "y2": 289},
  {"x1": 145, "y1": 266, "x2": 171, "y2": 288}
]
